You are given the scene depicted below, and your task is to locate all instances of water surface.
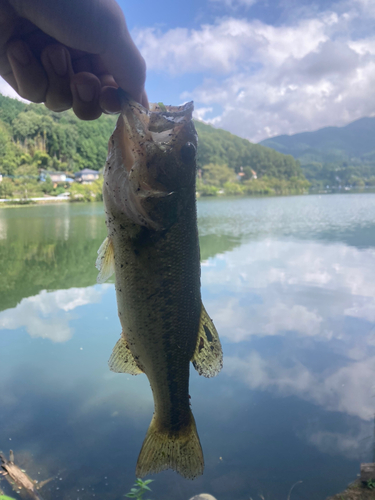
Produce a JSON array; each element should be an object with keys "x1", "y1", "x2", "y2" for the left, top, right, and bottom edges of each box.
[{"x1": 1, "y1": 194, "x2": 375, "y2": 500}]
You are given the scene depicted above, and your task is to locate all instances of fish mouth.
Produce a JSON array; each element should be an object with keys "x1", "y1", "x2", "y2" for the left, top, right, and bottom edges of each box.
[{"x1": 104, "y1": 93, "x2": 197, "y2": 229}]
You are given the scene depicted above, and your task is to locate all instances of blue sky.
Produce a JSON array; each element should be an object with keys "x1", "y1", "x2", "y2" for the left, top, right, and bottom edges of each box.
[{"x1": 1, "y1": 0, "x2": 375, "y2": 142}]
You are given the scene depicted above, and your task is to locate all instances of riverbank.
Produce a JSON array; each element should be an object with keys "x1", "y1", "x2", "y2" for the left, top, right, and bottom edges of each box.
[
  {"x1": 0, "y1": 196, "x2": 69, "y2": 207},
  {"x1": 327, "y1": 480, "x2": 375, "y2": 500}
]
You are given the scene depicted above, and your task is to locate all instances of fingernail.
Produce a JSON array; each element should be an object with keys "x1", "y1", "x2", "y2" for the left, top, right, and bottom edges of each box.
[
  {"x1": 9, "y1": 42, "x2": 30, "y2": 66},
  {"x1": 49, "y1": 46, "x2": 67, "y2": 76},
  {"x1": 75, "y1": 84, "x2": 95, "y2": 102}
]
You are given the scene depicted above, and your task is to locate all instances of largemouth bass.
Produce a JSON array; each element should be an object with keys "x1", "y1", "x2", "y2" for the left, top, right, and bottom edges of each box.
[{"x1": 96, "y1": 96, "x2": 223, "y2": 479}]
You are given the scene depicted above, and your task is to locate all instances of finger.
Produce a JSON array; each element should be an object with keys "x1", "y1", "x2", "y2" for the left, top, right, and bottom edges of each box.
[
  {"x1": 70, "y1": 51, "x2": 93, "y2": 74},
  {"x1": 0, "y1": 4, "x2": 17, "y2": 85},
  {"x1": 70, "y1": 72, "x2": 102, "y2": 120},
  {"x1": 7, "y1": 39, "x2": 47, "y2": 102},
  {"x1": 100, "y1": 86, "x2": 121, "y2": 114},
  {"x1": 140, "y1": 89, "x2": 149, "y2": 109},
  {"x1": 41, "y1": 44, "x2": 73, "y2": 112},
  {"x1": 102, "y1": 34, "x2": 146, "y2": 104},
  {"x1": 0, "y1": 67, "x2": 18, "y2": 94}
]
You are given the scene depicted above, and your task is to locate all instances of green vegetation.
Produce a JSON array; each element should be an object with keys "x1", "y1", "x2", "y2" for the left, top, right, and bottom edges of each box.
[
  {"x1": 259, "y1": 117, "x2": 375, "y2": 189},
  {"x1": 0, "y1": 93, "x2": 308, "y2": 199},
  {"x1": 0, "y1": 93, "x2": 116, "y2": 199},
  {"x1": 0, "y1": 496, "x2": 17, "y2": 500},
  {"x1": 0, "y1": 210, "x2": 108, "y2": 312},
  {"x1": 195, "y1": 120, "x2": 308, "y2": 196},
  {"x1": 0, "y1": 204, "x2": 242, "y2": 313},
  {"x1": 125, "y1": 479, "x2": 153, "y2": 500},
  {"x1": 70, "y1": 179, "x2": 103, "y2": 202}
]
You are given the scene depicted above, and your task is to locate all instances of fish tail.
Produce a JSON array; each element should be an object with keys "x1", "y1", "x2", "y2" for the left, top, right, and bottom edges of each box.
[{"x1": 136, "y1": 411, "x2": 204, "y2": 480}]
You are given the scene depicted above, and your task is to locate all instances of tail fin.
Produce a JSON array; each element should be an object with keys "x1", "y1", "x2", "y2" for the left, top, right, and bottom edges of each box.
[{"x1": 136, "y1": 412, "x2": 204, "y2": 480}]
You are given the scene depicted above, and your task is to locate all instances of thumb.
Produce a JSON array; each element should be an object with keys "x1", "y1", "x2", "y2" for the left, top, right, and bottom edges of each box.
[{"x1": 102, "y1": 30, "x2": 146, "y2": 104}]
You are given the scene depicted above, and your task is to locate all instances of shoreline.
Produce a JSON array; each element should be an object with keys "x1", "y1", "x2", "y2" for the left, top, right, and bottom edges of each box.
[
  {"x1": 0, "y1": 188, "x2": 374, "y2": 208},
  {"x1": 0, "y1": 197, "x2": 70, "y2": 208}
]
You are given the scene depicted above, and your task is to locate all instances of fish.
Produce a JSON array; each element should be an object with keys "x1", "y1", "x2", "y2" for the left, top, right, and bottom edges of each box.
[{"x1": 96, "y1": 95, "x2": 223, "y2": 480}]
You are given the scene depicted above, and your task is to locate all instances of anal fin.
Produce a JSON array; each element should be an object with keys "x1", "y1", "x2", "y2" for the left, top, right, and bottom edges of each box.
[
  {"x1": 109, "y1": 334, "x2": 143, "y2": 375},
  {"x1": 191, "y1": 303, "x2": 223, "y2": 378},
  {"x1": 96, "y1": 236, "x2": 115, "y2": 283}
]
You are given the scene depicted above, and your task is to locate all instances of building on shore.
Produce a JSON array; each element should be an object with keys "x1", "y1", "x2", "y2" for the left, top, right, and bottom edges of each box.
[{"x1": 74, "y1": 169, "x2": 100, "y2": 184}]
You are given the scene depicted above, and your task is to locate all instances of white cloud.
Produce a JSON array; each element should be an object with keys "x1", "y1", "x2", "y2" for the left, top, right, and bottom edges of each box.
[
  {"x1": 136, "y1": 16, "x2": 328, "y2": 75},
  {"x1": 209, "y1": 0, "x2": 259, "y2": 8},
  {"x1": 135, "y1": 19, "x2": 261, "y2": 74},
  {"x1": 307, "y1": 426, "x2": 372, "y2": 459},
  {"x1": 193, "y1": 107, "x2": 213, "y2": 121},
  {"x1": 264, "y1": 303, "x2": 323, "y2": 336},
  {"x1": 135, "y1": 1, "x2": 375, "y2": 141},
  {"x1": 224, "y1": 352, "x2": 375, "y2": 420},
  {"x1": 201, "y1": 236, "x2": 375, "y2": 422},
  {"x1": 202, "y1": 239, "x2": 375, "y2": 343},
  {"x1": 0, "y1": 286, "x2": 110, "y2": 342}
]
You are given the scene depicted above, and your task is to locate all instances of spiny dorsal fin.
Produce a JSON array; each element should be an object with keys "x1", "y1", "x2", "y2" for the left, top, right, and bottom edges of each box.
[
  {"x1": 191, "y1": 304, "x2": 223, "y2": 378},
  {"x1": 96, "y1": 237, "x2": 115, "y2": 283},
  {"x1": 108, "y1": 335, "x2": 143, "y2": 375}
]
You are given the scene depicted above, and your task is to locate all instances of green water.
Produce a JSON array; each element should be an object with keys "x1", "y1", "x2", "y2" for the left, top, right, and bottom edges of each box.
[{"x1": 1, "y1": 194, "x2": 375, "y2": 499}]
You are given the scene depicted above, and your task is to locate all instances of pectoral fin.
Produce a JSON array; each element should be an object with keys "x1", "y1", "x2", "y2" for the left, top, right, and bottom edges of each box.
[
  {"x1": 109, "y1": 335, "x2": 143, "y2": 375},
  {"x1": 191, "y1": 304, "x2": 223, "y2": 378},
  {"x1": 96, "y1": 237, "x2": 115, "y2": 283}
]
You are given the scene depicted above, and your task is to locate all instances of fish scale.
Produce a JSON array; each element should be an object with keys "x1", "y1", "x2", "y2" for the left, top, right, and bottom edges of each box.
[{"x1": 96, "y1": 96, "x2": 223, "y2": 479}]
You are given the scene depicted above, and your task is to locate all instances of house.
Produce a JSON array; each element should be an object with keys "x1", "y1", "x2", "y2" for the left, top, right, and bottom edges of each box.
[
  {"x1": 40, "y1": 171, "x2": 67, "y2": 183},
  {"x1": 75, "y1": 168, "x2": 100, "y2": 184},
  {"x1": 237, "y1": 166, "x2": 257, "y2": 181}
]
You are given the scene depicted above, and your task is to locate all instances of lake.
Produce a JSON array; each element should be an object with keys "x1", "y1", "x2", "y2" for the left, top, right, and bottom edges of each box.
[{"x1": 1, "y1": 193, "x2": 375, "y2": 500}]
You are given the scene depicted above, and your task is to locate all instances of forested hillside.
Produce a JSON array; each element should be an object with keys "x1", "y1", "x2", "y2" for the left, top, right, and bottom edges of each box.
[
  {"x1": 0, "y1": 93, "x2": 308, "y2": 197},
  {"x1": 0, "y1": 93, "x2": 116, "y2": 176},
  {"x1": 194, "y1": 120, "x2": 302, "y2": 179},
  {"x1": 259, "y1": 117, "x2": 375, "y2": 188}
]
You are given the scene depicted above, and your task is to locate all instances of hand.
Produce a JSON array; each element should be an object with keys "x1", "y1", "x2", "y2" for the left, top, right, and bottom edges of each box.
[{"x1": 0, "y1": 0, "x2": 148, "y2": 119}]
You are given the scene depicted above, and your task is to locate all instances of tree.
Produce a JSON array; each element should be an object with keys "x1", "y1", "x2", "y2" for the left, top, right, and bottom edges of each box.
[
  {"x1": 41, "y1": 175, "x2": 53, "y2": 194},
  {"x1": 202, "y1": 163, "x2": 236, "y2": 186},
  {"x1": 0, "y1": 177, "x2": 14, "y2": 198}
]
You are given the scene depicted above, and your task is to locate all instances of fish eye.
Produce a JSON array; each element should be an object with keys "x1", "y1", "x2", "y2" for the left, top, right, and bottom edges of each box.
[{"x1": 180, "y1": 142, "x2": 196, "y2": 163}]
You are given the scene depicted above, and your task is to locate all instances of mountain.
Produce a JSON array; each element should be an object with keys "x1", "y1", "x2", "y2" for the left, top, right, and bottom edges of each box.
[
  {"x1": 0, "y1": 93, "x2": 302, "y2": 176},
  {"x1": 259, "y1": 117, "x2": 375, "y2": 164},
  {"x1": 194, "y1": 120, "x2": 303, "y2": 179},
  {"x1": 0, "y1": 93, "x2": 308, "y2": 198},
  {"x1": 259, "y1": 117, "x2": 375, "y2": 188}
]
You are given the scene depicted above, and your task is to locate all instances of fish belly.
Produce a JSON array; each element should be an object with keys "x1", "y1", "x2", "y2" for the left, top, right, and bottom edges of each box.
[{"x1": 109, "y1": 204, "x2": 204, "y2": 478}]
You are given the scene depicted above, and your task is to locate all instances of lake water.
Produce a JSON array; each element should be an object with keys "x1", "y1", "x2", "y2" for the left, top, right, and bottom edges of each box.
[{"x1": 1, "y1": 193, "x2": 375, "y2": 500}]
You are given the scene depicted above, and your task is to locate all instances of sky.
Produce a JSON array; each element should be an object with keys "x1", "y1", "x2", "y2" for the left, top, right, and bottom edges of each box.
[{"x1": 1, "y1": 0, "x2": 375, "y2": 142}]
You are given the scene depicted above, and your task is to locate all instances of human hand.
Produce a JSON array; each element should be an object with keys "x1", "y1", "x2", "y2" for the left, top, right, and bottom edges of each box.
[{"x1": 0, "y1": 0, "x2": 148, "y2": 119}]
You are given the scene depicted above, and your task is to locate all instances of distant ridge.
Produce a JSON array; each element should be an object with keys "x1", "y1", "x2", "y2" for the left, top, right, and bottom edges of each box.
[
  {"x1": 0, "y1": 92, "x2": 303, "y2": 181},
  {"x1": 259, "y1": 117, "x2": 375, "y2": 164},
  {"x1": 259, "y1": 117, "x2": 375, "y2": 188}
]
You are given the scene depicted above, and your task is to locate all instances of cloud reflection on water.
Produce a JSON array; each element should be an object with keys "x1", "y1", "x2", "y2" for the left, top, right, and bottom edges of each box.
[
  {"x1": 203, "y1": 239, "x2": 375, "y2": 342},
  {"x1": 202, "y1": 239, "x2": 375, "y2": 421},
  {"x1": 307, "y1": 426, "x2": 373, "y2": 461},
  {"x1": 0, "y1": 285, "x2": 111, "y2": 342}
]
